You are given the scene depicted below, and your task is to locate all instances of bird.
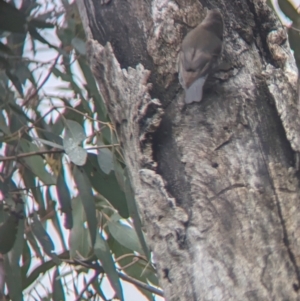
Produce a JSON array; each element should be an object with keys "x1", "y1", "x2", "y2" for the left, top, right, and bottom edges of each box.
[{"x1": 178, "y1": 9, "x2": 224, "y2": 104}]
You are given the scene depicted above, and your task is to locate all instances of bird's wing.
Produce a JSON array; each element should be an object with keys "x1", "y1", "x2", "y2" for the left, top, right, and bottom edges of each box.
[{"x1": 183, "y1": 48, "x2": 212, "y2": 77}]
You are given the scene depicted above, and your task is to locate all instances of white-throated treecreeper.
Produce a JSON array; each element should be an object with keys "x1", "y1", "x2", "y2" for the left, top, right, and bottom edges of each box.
[{"x1": 178, "y1": 9, "x2": 224, "y2": 104}]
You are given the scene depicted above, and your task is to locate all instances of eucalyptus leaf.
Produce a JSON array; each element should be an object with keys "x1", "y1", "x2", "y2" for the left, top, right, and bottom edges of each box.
[
  {"x1": 63, "y1": 119, "x2": 87, "y2": 166},
  {"x1": 108, "y1": 236, "x2": 157, "y2": 301},
  {"x1": 52, "y1": 267, "x2": 65, "y2": 301},
  {"x1": 108, "y1": 213, "x2": 144, "y2": 255},
  {"x1": 36, "y1": 126, "x2": 63, "y2": 146},
  {"x1": 91, "y1": 278, "x2": 109, "y2": 301},
  {"x1": 124, "y1": 169, "x2": 150, "y2": 259},
  {"x1": 51, "y1": 209, "x2": 68, "y2": 251},
  {"x1": 0, "y1": 214, "x2": 19, "y2": 254},
  {"x1": 52, "y1": 67, "x2": 72, "y2": 81},
  {"x1": 31, "y1": 213, "x2": 61, "y2": 264},
  {"x1": 97, "y1": 147, "x2": 114, "y2": 175},
  {"x1": 26, "y1": 229, "x2": 43, "y2": 261},
  {"x1": 19, "y1": 139, "x2": 56, "y2": 185},
  {"x1": 71, "y1": 37, "x2": 86, "y2": 55},
  {"x1": 84, "y1": 154, "x2": 129, "y2": 218},
  {"x1": 77, "y1": 57, "x2": 107, "y2": 121},
  {"x1": 22, "y1": 169, "x2": 45, "y2": 211},
  {"x1": 4, "y1": 255, "x2": 23, "y2": 301},
  {"x1": 63, "y1": 119, "x2": 86, "y2": 144},
  {"x1": 15, "y1": 62, "x2": 32, "y2": 85},
  {"x1": 34, "y1": 137, "x2": 64, "y2": 149},
  {"x1": 56, "y1": 167, "x2": 73, "y2": 229},
  {"x1": 94, "y1": 234, "x2": 123, "y2": 301},
  {"x1": 23, "y1": 260, "x2": 56, "y2": 290},
  {"x1": 0, "y1": 110, "x2": 10, "y2": 135},
  {"x1": 73, "y1": 166, "x2": 97, "y2": 247},
  {"x1": 21, "y1": 239, "x2": 32, "y2": 282},
  {"x1": 69, "y1": 196, "x2": 92, "y2": 259},
  {"x1": 4, "y1": 216, "x2": 25, "y2": 301}
]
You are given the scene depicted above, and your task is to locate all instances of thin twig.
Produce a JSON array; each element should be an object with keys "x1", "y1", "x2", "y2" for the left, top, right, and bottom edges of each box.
[
  {"x1": 86, "y1": 144, "x2": 119, "y2": 151},
  {"x1": 74, "y1": 271, "x2": 100, "y2": 301},
  {"x1": 118, "y1": 257, "x2": 139, "y2": 271},
  {"x1": 115, "y1": 253, "x2": 148, "y2": 264},
  {"x1": 118, "y1": 272, "x2": 163, "y2": 297},
  {"x1": 54, "y1": 105, "x2": 112, "y2": 127},
  {"x1": 291, "y1": 25, "x2": 300, "y2": 32},
  {"x1": 0, "y1": 149, "x2": 64, "y2": 162},
  {"x1": 23, "y1": 55, "x2": 61, "y2": 107},
  {"x1": 0, "y1": 144, "x2": 120, "y2": 162},
  {"x1": 3, "y1": 105, "x2": 56, "y2": 144}
]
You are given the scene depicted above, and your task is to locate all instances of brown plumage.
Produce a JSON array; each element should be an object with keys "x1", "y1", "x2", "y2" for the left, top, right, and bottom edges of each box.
[{"x1": 178, "y1": 9, "x2": 224, "y2": 104}]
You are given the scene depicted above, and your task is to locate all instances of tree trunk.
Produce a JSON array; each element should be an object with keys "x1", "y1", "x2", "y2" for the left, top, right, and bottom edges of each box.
[{"x1": 76, "y1": 0, "x2": 300, "y2": 299}]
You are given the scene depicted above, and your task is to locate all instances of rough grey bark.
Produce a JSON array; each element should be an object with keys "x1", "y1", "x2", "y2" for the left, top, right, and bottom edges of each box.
[{"x1": 77, "y1": 0, "x2": 300, "y2": 300}]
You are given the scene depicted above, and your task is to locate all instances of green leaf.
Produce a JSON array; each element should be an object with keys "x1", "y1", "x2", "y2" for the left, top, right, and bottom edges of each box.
[
  {"x1": 4, "y1": 216, "x2": 25, "y2": 301},
  {"x1": 21, "y1": 239, "x2": 32, "y2": 281},
  {"x1": 0, "y1": 110, "x2": 10, "y2": 135},
  {"x1": 0, "y1": 0, "x2": 26, "y2": 33},
  {"x1": 0, "y1": 214, "x2": 19, "y2": 254},
  {"x1": 56, "y1": 167, "x2": 73, "y2": 229},
  {"x1": 73, "y1": 166, "x2": 97, "y2": 247},
  {"x1": 9, "y1": 104, "x2": 28, "y2": 134},
  {"x1": 52, "y1": 268, "x2": 65, "y2": 301},
  {"x1": 113, "y1": 156, "x2": 126, "y2": 192},
  {"x1": 35, "y1": 124, "x2": 63, "y2": 146},
  {"x1": 52, "y1": 67, "x2": 72, "y2": 82},
  {"x1": 77, "y1": 57, "x2": 107, "y2": 121},
  {"x1": 26, "y1": 228, "x2": 44, "y2": 261},
  {"x1": 14, "y1": 62, "x2": 32, "y2": 85},
  {"x1": 29, "y1": 27, "x2": 57, "y2": 49},
  {"x1": 72, "y1": 37, "x2": 86, "y2": 55},
  {"x1": 108, "y1": 213, "x2": 144, "y2": 255},
  {"x1": 31, "y1": 213, "x2": 61, "y2": 264},
  {"x1": 6, "y1": 69, "x2": 23, "y2": 96},
  {"x1": 94, "y1": 234, "x2": 123, "y2": 301},
  {"x1": 63, "y1": 119, "x2": 87, "y2": 166},
  {"x1": 108, "y1": 236, "x2": 158, "y2": 301},
  {"x1": 84, "y1": 154, "x2": 129, "y2": 218},
  {"x1": 123, "y1": 169, "x2": 150, "y2": 259},
  {"x1": 22, "y1": 169, "x2": 45, "y2": 211},
  {"x1": 4, "y1": 256, "x2": 23, "y2": 301},
  {"x1": 34, "y1": 137, "x2": 64, "y2": 149},
  {"x1": 91, "y1": 277, "x2": 109, "y2": 301},
  {"x1": 23, "y1": 259, "x2": 56, "y2": 290},
  {"x1": 97, "y1": 146, "x2": 114, "y2": 175},
  {"x1": 29, "y1": 18, "x2": 54, "y2": 29},
  {"x1": 51, "y1": 209, "x2": 68, "y2": 251},
  {"x1": 0, "y1": 41, "x2": 14, "y2": 55},
  {"x1": 53, "y1": 102, "x2": 85, "y2": 134},
  {"x1": 19, "y1": 139, "x2": 56, "y2": 185},
  {"x1": 69, "y1": 196, "x2": 91, "y2": 259}
]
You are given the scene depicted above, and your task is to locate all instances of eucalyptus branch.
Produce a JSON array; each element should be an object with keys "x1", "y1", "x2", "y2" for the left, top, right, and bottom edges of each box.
[
  {"x1": 0, "y1": 149, "x2": 64, "y2": 162},
  {"x1": 0, "y1": 144, "x2": 120, "y2": 162},
  {"x1": 65, "y1": 258, "x2": 163, "y2": 297},
  {"x1": 118, "y1": 272, "x2": 164, "y2": 297}
]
